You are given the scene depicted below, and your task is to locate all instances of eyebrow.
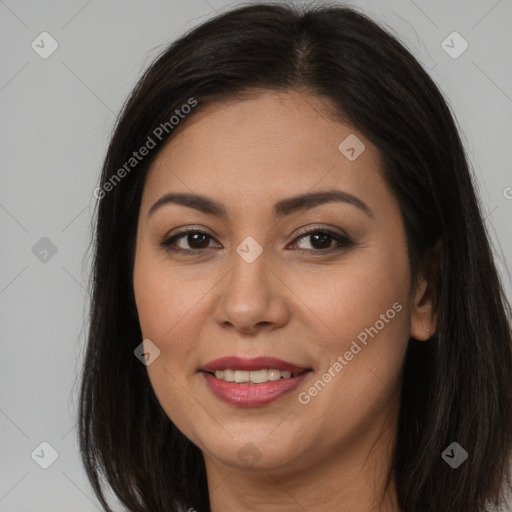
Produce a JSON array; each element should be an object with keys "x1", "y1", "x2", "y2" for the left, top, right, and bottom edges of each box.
[{"x1": 147, "y1": 189, "x2": 373, "y2": 219}]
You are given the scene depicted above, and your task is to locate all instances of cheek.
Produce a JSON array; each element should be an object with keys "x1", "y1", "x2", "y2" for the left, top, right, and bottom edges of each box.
[
  {"x1": 133, "y1": 249, "x2": 207, "y2": 341},
  {"x1": 133, "y1": 253, "x2": 211, "y2": 436},
  {"x1": 294, "y1": 277, "x2": 409, "y2": 453},
  {"x1": 301, "y1": 241, "x2": 410, "y2": 346},
  {"x1": 132, "y1": 248, "x2": 220, "y2": 406},
  {"x1": 296, "y1": 238, "x2": 411, "y2": 405}
]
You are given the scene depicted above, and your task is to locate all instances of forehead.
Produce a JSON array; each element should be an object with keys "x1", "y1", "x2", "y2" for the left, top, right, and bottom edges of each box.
[{"x1": 141, "y1": 90, "x2": 387, "y2": 215}]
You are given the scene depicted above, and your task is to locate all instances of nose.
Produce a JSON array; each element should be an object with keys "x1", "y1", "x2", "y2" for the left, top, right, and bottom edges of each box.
[{"x1": 213, "y1": 249, "x2": 290, "y2": 335}]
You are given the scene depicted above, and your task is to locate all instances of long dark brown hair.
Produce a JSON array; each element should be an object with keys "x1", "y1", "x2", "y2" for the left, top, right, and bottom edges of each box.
[{"x1": 78, "y1": 3, "x2": 512, "y2": 511}]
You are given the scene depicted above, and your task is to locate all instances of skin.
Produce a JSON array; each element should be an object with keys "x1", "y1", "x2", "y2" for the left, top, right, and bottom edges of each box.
[{"x1": 132, "y1": 89, "x2": 437, "y2": 512}]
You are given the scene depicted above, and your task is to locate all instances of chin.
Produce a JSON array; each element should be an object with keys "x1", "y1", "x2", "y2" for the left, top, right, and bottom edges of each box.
[{"x1": 202, "y1": 435, "x2": 301, "y2": 471}]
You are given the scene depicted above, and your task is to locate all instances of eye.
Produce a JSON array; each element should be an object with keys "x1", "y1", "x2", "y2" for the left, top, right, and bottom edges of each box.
[
  {"x1": 160, "y1": 228, "x2": 218, "y2": 253},
  {"x1": 290, "y1": 228, "x2": 353, "y2": 253}
]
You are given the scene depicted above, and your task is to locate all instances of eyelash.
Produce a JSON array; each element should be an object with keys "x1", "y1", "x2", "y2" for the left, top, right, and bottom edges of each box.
[{"x1": 159, "y1": 226, "x2": 353, "y2": 255}]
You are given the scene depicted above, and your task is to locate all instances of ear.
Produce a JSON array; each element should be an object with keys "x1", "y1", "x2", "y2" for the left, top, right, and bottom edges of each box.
[{"x1": 410, "y1": 240, "x2": 442, "y2": 341}]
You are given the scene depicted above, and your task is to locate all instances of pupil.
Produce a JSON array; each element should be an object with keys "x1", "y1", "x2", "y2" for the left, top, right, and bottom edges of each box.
[
  {"x1": 190, "y1": 233, "x2": 209, "y2": 248},
  {"x1": 312, "y1": 233, "x2": 331, "y2": 249}
]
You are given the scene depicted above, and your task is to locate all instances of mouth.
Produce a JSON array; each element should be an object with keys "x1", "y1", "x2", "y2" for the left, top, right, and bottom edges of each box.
[
  {"x1": 200, "y1": 355, "x2": 312, "y2": 382},
  {"x1": 199, "y1": 356, "x2": 313, "y2": 406}
]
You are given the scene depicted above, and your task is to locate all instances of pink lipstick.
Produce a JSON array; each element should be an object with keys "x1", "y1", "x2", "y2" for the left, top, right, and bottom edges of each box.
[{"x1": 200, "y1": 356, "x2": 312, "y2": 407}]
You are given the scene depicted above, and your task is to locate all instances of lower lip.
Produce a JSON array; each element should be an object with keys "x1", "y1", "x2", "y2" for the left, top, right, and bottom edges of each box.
[{"x1": 201, "y1": 371, "x2": 311, "y2": 406}]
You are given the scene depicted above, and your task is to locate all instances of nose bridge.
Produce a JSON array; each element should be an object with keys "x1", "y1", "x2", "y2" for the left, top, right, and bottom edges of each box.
[
  {"x1": 214, "y1": 238, "x2": 289, "y2": 331},
  {"x1": 228, "y1": 239, "x2": 271, "y2": 303}
]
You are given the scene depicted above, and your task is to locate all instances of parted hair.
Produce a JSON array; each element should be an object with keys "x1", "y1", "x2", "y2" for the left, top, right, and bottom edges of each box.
[{"x1": 78, "y1": 3, "x2": 512, "y2": 511}]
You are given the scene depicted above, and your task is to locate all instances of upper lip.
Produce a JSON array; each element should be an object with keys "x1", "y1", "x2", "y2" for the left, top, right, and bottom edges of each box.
[{"x1": 201, "y1": 356, "x2": 311, "y2": 373}]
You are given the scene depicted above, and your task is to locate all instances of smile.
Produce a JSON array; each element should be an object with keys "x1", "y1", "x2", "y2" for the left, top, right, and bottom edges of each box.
[{"x1": 209, "y1": 368, "x2": 307, "y2": 383}]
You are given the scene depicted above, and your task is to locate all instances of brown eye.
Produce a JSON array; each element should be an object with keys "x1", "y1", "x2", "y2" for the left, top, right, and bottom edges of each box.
[
  {"x1": 181, "y1": 232, "x2": 210, "y2": 249},
  {"x1": 291, "y1": 229, "x2": 353, "y2": 252},
  {"x1": 160, "y1": 229, "x2": 217, "y2": 252}
]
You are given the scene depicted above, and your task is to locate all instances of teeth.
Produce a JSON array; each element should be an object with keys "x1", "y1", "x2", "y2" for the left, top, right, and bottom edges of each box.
[
  {"x1": 213, "y1": 369, "x2": 299, "y2": 383},
  {"x1": 234, "y1": 370, "x2": 250, "y2": 383},
  {"x1": 223, "y1": 369, "x2": 235, "y2": 382},
  {"x1": 267, "y1": 369, "x2": 281, "y2": 381},
  {"x1": 247, "y1": 369, "x2": 268, "y2": 383}
]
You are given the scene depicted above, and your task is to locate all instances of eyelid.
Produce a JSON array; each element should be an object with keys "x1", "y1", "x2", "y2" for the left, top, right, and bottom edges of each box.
[{"x1": 291, "y1": 223, "x2": 349, "y2": 240}]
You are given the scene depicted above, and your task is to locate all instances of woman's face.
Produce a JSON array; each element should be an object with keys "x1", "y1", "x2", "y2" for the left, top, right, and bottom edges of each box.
[{"x1": 133, "y1": 90, "x2": 432, "y2": 477}]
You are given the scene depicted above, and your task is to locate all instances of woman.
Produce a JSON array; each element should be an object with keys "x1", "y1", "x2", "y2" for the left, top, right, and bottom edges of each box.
[{"x1": 78, "y1": 3, "x2": 512, "y2": 511}]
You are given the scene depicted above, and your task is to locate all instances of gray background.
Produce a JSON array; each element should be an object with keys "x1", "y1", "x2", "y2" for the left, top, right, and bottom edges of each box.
[{"x1": 1, "y1": 0, "x2": 511, "y2": 510}]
